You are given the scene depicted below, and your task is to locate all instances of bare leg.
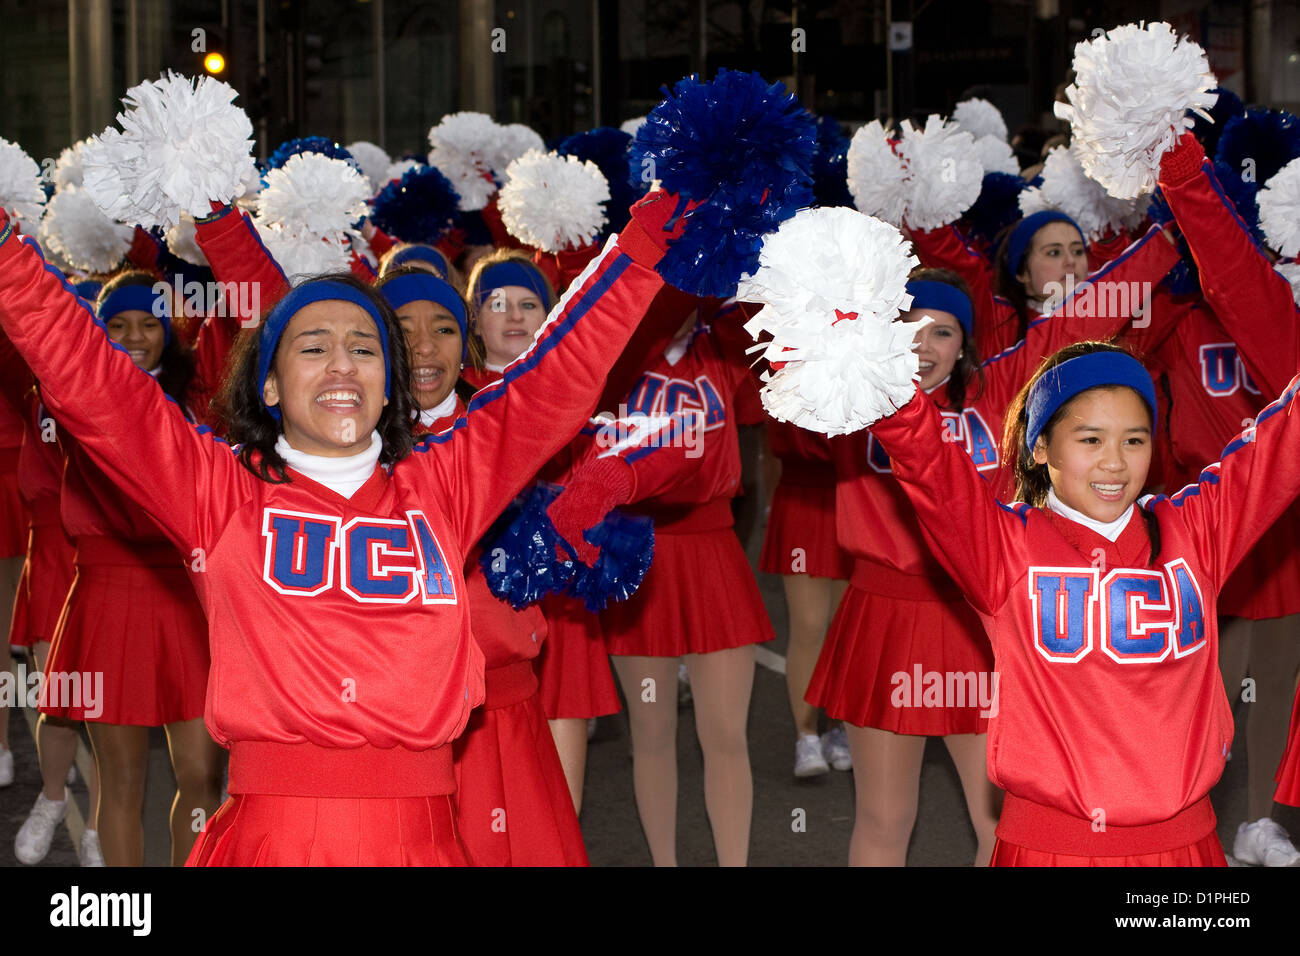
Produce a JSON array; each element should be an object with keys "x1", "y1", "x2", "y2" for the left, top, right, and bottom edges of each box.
[
  {"x1": 1246, "y1": 615, "x2": 1300, "y2": 821},
  {"x1": 163, "y1": 717, "x2": 226, "y2": 866},
  {"x1": 845, "y1": 724, "x2": 926, "y2": 866},
  {"x1": 0, "y1": 555, "x2": 22, "y2": 757},
  {"x1": 547, "y1": 717, "x2": 589, "y2": 814},
  {"x1": 31, "y1": 642, "x2": 95, "y2": 812},
  {"x1": 85, "y1": 723, "x2": 149, "y2": 867},
  {"x1": 782, "y1": 575, "x2": 846, "y2": 737},
  {"x1": 611, "y1": 655, "x2": 680, "y2": 866},
  {"x1": 684, "y1": 644, "x2": 755, "y2": 866},
  {"x1": 942, "y1": 732, "x2": 1001, "y2": 867}
]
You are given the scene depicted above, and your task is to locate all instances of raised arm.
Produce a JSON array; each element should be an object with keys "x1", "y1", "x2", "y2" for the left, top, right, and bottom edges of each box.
[
  {"x1": 0, "y1": 215, "x2": 253, "y2": 551},
  {"x1": 1157, "y1": 132, "x2": 1300, "y2": 398},
  {"x1": 909, "y1": 224, "x2": 1001, "y2": 358},
  {"x1": 194, "y1": 204, "x2": 292, "y2": 320}
]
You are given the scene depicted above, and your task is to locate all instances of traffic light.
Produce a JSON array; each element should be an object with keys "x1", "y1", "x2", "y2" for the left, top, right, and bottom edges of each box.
[{"x1": 193, "y1": 24, "x2": 228, "y2": 77}]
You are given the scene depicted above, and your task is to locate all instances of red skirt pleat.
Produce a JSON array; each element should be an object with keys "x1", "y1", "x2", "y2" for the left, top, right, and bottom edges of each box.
[
  {"x1": 186, "y1": 793, "x2": 469, "y2": 866},
  {"x1": 1274, "y1": 682, "x2": 1300, "y2": 807},
  {"x1": 601, "y1": 528, "x2": 775, "y2": 658},
  {"x1": 0, "y1": 466, "x2": 25, "y2": 558},
  {"x1": 537, "y1": 594, "x2": 620, "y2": 720},
  {"x1": 758, "y1": 481, "x2": 852, "y2": 579},
  {"x1": 806, "y1": 582, "x2": 993, "y2": 735},
  {"x1": 8, "y1": 522, "x2": 76, "y2": 648},
  {"x1": 40, "y1": 562, "x2": 208, "y2": 724},
  {"x1": 989, "y1": 830, "x2": 1227, "y2": 867},
  {"x1": 452, "y1": 690, "x2": 589, "y2": 866}
]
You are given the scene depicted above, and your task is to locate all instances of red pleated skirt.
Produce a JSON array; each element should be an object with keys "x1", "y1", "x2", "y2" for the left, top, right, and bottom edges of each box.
[
  {"x1": 602, "y1": 524, "x2": 775, "y2": 658},
  {"x1": 990, "y1": 831, "x2": 1227, "y2": 866},
  {"x1": 1275, "y1": 683, "x2": 1300, "y2": 807},
  {"x1": 8, "y1": 513, "x2": 76, "y2": 649},
  {"x1": 0, "y1": 451, "x2": 26, "y2": 558},
  {"x1": 806, "y1": 569, "x2": 994, "y2": 736},
  {"x1": 758, "y1": 479, "x2": 852, "y2": 580},
  {"x1": 452, "y1": 660, "x2": 589, "y2": 866},
  {"x1": 40, "y1": 539, "x2": 208, "y2": 725},
  {"x1": 537, "y1": 594, "x2": 620, "y2": 720}
]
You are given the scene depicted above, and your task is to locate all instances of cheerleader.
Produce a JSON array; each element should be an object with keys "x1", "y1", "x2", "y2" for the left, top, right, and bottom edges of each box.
[
  {"x1": 462, "y1": 250, "x2": 556, "y2": 391},
  {"x1": 0, "y1": 394, "x2": 23, "y2": 790}
]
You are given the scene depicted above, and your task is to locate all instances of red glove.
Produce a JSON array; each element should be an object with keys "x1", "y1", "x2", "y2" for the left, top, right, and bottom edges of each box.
[
  {"x1": 532, "y1": 244, "x2": 602, "y2": 297},
  {"x1": 546, "y1": 457, "x2": 635, "y2": 564},
  {"x1": 618, "y1": 190, "x2": 699, "y2": 269},
  {"x1": 1158, "y1": 131, "x2": 1206, "y2": 187},
  {"x1": 126, "y1": 226, "x2": 162, "y2": 274}
]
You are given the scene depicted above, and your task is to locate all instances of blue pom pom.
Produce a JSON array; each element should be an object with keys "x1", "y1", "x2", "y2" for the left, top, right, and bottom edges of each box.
[
  {"x1": 558, "y1": 127, "x2": 648, "y2": 234},
  {"x1": 811, "y1": 115, "x2": 853, "y2": 208},
  {"x1": 263, "y1": 137, "x2": 359, "y2": 186},
  {"x1": 630, "y1": 69, "x2": 817, "y2": 296},
  {"x1": 370, "y1": 165, "x2": 462, "y2": 246},
  {"x1": 566, "y1": 510, "x2": 655, "y2": 613},
  {"x1": 1191, "y1": 87, "x2": 1245, "y2": 158},
  {"x1": 1147, "y1": 188, "x2": 1200, "y2": 296},
  {"x1": 1211, "y1": 159, "x2": 1263, "y2": 245},
  {"x1": 479, "y1": 483, "x2": 576, "y2": 610},
  {"x1": 1215, "y1": 108, "x2": 1300, "y2": 189},
  {"x1": 963, "y1": 172, "x2": 1029, "y2": 251}
]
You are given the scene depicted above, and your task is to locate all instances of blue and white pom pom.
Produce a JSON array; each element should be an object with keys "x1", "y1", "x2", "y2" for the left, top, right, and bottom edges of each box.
[
  {"x1": 737, "y1": 206, "x2": 921, "y2": 436},
  {"x1": 480, "y1": 483, "x2": 576, "y2": 610},
  {"x1": 345, "y1": 141, "x2": 392, "y2": 195},
  {"x1": 0, "y1": 137, "x2": 47, "y2": 226},
  {"x1": 811, "y1": 115, "x2": 854, "y2": 208},
  {"x1": 620, "y1": 116, "x2": 647, "y2": 138},
  {"x1": 1019, "y1": 145, "x2": 1143, "y2": 241},
  {"x1": 491, "y1": 123, "x2": 547, "y2": 180},
  {"x1": 953, "y1": 97, "x2": 1008, "y2": 143},
  {"x1": 383, "y1": 158, "x2": 420, "y2": 186},
  {"x1": 498, "y1": 150, "x2": 610, "y2": 253},
  {"x1": 369, "y1": 164, "x2": 461, "y2": 246},
  {"x1": 1055, "y1": 22, "x2": 1218, "y2": 199},
  {"x1": 39, "y1": 187, "x2": 134, "y2": 274},
  {"x1": 1274, "y1": 260, "x2": 1300, "y2": 307},
  {"x1": 566, "y1": 511, "x2": 655, "y2": 613},
  {"x1": 846, "y1": 120, "x2": 906, "y2": 226},
  {"x1": 256, "y1": 152, "x2": 370, "y2": 243},
  {"x1": 81, "y1": 71, "x2": 257, "y2": 229},
  {"x1": 972, "y1": 135, "x2": 1020, "y2": 176},
  {"x1": 1259, "y1": 157, "x2": 1300, "y2": 258},
  {"x1": 558, "y1": 127, "x2": 647, "y2": 233},
  {"x1": 897, "y1": 115, "x2": 984, "y2": 230},
  {"x1": 427, "y1": 111, "x2": 501, "y2": 211},
  {"x1": 253, "y1": 221, "x2": 352, "y2": 283},
  {"x1": 629, "y1": 69, "x2": 817, "y2": 297}
]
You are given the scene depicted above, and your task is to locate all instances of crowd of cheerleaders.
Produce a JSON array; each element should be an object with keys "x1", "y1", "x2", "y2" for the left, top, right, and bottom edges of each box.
[{"x1": 2, "y1": 99, "x2": 1300, "y2": 871}]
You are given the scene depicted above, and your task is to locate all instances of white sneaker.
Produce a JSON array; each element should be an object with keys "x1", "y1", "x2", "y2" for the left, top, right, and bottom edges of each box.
[
  {"x1": 1233, "y1": 818, "x2": 1300, "y2": 867},
  {"x1": 0, "y1": 748, "x2": 13, "y2": 788},
  {"x1": 78, "y1": 829, "x2": 105, "y2": 867},
  {"x1": 821, "y1": 725, "x2": 853, "y2": 771},
  {"x1": 677, "y1": 663, "x2": 692, "y2": 708},
  {"x1": 794, "y1": 734, "x2": 830, "y2": 778},
  {"x1": 15, "y1": 790, "x2": 68, "y2": 865}
]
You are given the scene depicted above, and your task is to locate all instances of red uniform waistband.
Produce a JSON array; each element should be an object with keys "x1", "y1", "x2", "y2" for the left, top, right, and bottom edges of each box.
[
  {"x1": 75, "y1": 535, "x2": 183, "y2": 568},
  {"x1": 482, "y1": 659, "x2": 539, "y2": 710},
  {"x1": 996, "y1": 792, "x2": 1218, "y2": 857},
  {"x1": 228, "y1": 740, "x2": 456, "y2": 797},
  {"x1": 631, "y1": 498, "x2": 734, "y2": 534},
  {"x1": 850, "y1": 558, "x2": 962, "y2": 603},
  {"x1": 775, "y1": 459, "x2": 836, "y2": 488}
]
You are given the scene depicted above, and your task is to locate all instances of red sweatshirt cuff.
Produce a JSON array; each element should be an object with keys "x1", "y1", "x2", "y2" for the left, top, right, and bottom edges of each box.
[{"x1": 1158, "y1": 132, "x2": 1207, "y2": 188}]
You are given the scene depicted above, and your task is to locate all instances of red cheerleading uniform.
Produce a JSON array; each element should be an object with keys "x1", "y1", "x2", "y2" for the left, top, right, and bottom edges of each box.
[
  {"x1": 869, "y1": 364, "x2": 1300, "y2": 864},
  {"x1": 0, "y1": 400, "x2": 26, "y2": 559},
  {"x1": 758, "y1": 420, "x2": 851, "y2": 580},
  {"x1": 600, "y1": 306, "x2": 776, "y2": 657},
  {"x1": 808, "y1": 228, "x2": 1182, "y2": 735},
  {"x1": 460, "y1": 365, "x2": 504, "y2": 392},
  {"x1": 0, "y1": 217, "x2": 664, "y2": 865}
]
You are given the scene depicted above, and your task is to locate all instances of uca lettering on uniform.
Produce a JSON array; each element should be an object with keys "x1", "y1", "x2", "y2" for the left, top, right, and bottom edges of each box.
[
  {"x1": 0, "y1": 662, "x2": 102, "y2": 719},
  {"x1": 152, "y1": 277, "x2": 261, "y2": 325}
]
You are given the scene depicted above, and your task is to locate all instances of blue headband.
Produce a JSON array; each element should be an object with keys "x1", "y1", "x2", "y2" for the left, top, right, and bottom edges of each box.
[
  {"x1": 98, "y1": 285, "x2": 172, "y2": 347},
  {"x1": 1025, "y1": 351, "x2": 1157, "y2": 455},
  {"x1": 905, "y1": 280, "x2": 973, "y2": 338},
  {"x1": 390, "y1": 245, "x2": 451, "y2": 278},
  {"x1": 257, "y1": 281, "x2": 392, "y2": 422},
  {"x1": 1005, "y1": 210, "x2": 1088, "y2": 280},
  {"x1": 474, "y1": 261, "x2": 552, "y2": 311},
  {"x1": 380, "y1": 272, "x2": 469, "y2": 362}
]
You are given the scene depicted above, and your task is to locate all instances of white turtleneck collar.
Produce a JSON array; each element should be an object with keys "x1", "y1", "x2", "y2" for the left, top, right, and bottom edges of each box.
[
  {"x1": 485, "y1": 360, "x2": 507, "y2": 373},
  {"x1": 146, "y1": 365, "x2": 161, "y2": 377},
  {"x1": 275, "y1": 430, "x2": 382, "y2": 499},
  {"x1": 418, "y1": 391, "x2": 459, "y2": 429},
  {"x1": 922, "y1": 374, "x2": 951, "y2": 395},
  {"x1": 1047, "y1": 487, "x2": 1134, "y2": 542}
]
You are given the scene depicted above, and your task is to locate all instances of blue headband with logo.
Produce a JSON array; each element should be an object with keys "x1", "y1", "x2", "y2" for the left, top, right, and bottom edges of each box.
[
  {"x1": 257, "y1": 280, "x2": 391, "y2": 421},
  {"x1": 1005, "y1": 210, "x2": 1088, "y2": 280},
  {"x1": 380, "y1": 272, "x2": 469, "y2": 362},
  {"x1": 474, "y1": 260, "x2": 552, "y2": 311},
  {"x1": 904, "y1": 280, "x2": 973, "y2": 338},
  {"x1": 98, "y1": 284, "x2": 172, "y2": 348},
  {"x1": 1025, "y1": 351, "x2": 1157, "y2": 454},
  {"x1": 390, "y1": 245, "x2": 452, "y2": 278}
]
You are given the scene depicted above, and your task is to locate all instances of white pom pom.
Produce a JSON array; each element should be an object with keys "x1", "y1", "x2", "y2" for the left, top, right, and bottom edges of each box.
[
  {"x1": 428, "y1": 111, "x2": 500, "y2": 211},
  {"x1": 34, "y1": 218, "x2": 77, "y2": 274},
  {"x1": 898, "y1": 115, "x2": 983, "y2": 231},
  {"x1": 737, "y1": 206, "x2": 922, "y2": 436},
  {"x1": 846, "y1": 121, "x2": 907, "y2": 226},
  {"x1": 165, "y1": 215, "x2": 208, "y2": 266},
  {"x1": 257, "y1": 153, "x2": 370, "y2": 242},
  {"x1": 492, "y1": 124, "x2": 546, "y2": 178},
  {"x1": 346, "y1": 141, "x2": 392, "y2": 194},
  {"x1": 1022, "y1": 146, "x2": 1141, "y2": 241},
  {"x1": 1273, "y1": 261, "x2": 1300, "y2": 307},
  {"x1": 383, "y1": 158, "x2": 420, "y2": 186},
  {"x1": 80, "y1": 71, "x2": 256, "y2": 229},
  {"x1": 1055, "y1": 22, "x2": 1217, "y2": 199},
  {"x1": 498, "y1": 150, "x2": 610, "y2": 253},
  {"x1": 39, "y1": 187, "x2": 134, "y2": 274},
  {"x1": 620, "y1": 116, "x2": 647, "y2": 138},
  {"x1": 254, "y1": 221, "x2": 351, "y2": 283},
  {"x1": 53, "y1": 138, "x2": 93, "y2": 191},
  {"x1": 0, "y1": 137, "x2": 47, "y2": 225},
  {"x1": 235, "y1": 164, "x2": 262, "y2": 212},
  {"x1": 1259, "y1": 157, "x2": 1300, "y2": 258},
  {"x1": 953, "y1": 98, "x2": 1008, "y2": 143},
  {"x1": 973, "y1": 135, "x2": 1020, "y2": 176}
]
